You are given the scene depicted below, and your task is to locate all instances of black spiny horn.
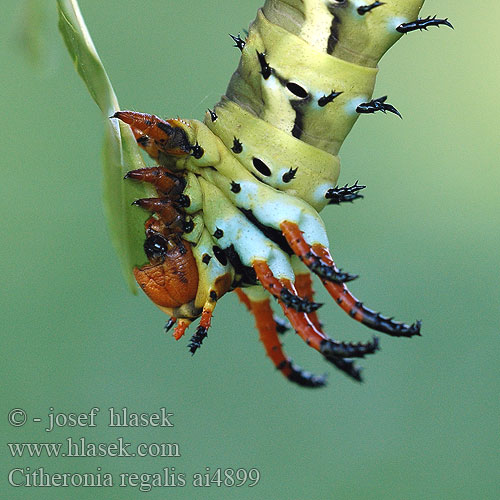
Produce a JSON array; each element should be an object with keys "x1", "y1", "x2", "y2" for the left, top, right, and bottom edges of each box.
[
  {"x1": 397, "y1": 16, "x2": 454, "y2": 34},
  {"x1": 229, "y1": 33, "x2": 246, "y2": 51},
  {"x1": 357, "y1": 96, "x2": 402, "y2": 118},
  {"x1": 326, "y1": 181, "x2": 366, "y2": 205}
]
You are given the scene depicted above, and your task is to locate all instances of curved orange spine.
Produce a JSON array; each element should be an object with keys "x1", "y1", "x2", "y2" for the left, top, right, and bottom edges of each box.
[
  {"x1": 280, "y1": 221, "x2": 420, "y2": 337},
  {"x1": 294, "y1": 273, "x2": 322, "y2": 331},
  {"x1": 234, "y1": 288, "x2": 252, "y2": 311},
  {"x1": 252, "y1": 261, "x2": 326, "y2": 352},
  {"x1": 250, "y1": 298, "x2": 293, "y2": 377}
]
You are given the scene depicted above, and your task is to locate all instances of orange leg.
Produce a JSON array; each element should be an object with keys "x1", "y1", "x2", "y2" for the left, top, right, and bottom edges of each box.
[
  {"x1": 250, "y1": 298, "x2": 326, "y2": 388},
  {"x1": 281, "y1": 221, "x2": 421, "y2": 338},
  {"x1": 113, "y1": 111, "x2": 192, "y2": 156},
  {"x1": 187, "y1": 269, "x2": 235, "y2": 354},
  {"x1": 253, "y1": 261, "x2": 379, "y2": 360},
  {"x1": 125, "y1": 167, "x2": 185, "y2": 196},
  {"x1": 188, "y1": 305, "x2": 214, "y2": 354},
  {"x1": 129, "y1": 127, "x2": 161, "y2": 160},
  {"x1": 173, "y1": 319, "x2": 191, "y2": 341},
  {"x1": 132, "y1": 198, "x2": 185, "y2": 231}
]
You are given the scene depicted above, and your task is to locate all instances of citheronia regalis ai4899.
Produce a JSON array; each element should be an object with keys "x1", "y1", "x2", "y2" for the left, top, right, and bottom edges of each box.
[{"x1": 111, "y1": 0, "x2": 452, "y2": 387}]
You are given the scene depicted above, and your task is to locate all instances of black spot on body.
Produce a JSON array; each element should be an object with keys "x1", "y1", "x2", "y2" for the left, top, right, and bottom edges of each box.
[
  {"x1": 156, "y1": 121, "x2": 191, "y2": 153},
  {"x1": 239, "y1": 208, "x2": 293, "y2": 256},
  {"x1": 326, "y1": 7, "x2": 342, "y2": 54},
  {"x1": 358, "y1": 2, "x2": 385, "y2": 16},
  {"x1": 213, "y1": 246, "x2": 228, "y2": 266},
  {"x1": 214, "y1": 228, "x2": 224, "y2": 239},
  {"x1": 177, "y1": 194, "x2": 190, "y2": 208},
  {"x1": 191, "y1": 143, "x2": 204, "y2": 159},
  {"x1": 286, "y1": 82, "x2": 309, "y2": 99},
  {"x1": 183, "y1": 219, "x2": 194, "y2": 233},
  {"x1": 223, "y1": 245, "x2": 257, "y2": 285},
  {"x1": 290, "y1": 100, "x2": 306, "y2": 139},
  {"x1": 202, "y1": 254, "x2": 211, "y2": 264},
  {"x1": 209, "y1": 291, "x2": 218, "y2": 301},
  {"x1": 252, "y1": 157, "x2": 272, "y2": 177},
  {"x1": 230, "y1": 181, "x2": 241, "y2": 193}
]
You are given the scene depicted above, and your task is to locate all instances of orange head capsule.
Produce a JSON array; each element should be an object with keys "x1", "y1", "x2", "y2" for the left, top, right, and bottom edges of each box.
[{"x1": 134, "y1": 233, "x2": 198, "y2": 309}]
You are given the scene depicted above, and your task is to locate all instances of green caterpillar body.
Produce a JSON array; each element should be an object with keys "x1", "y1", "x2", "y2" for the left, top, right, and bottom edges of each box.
[
  {"x1": 164, "y1": 0, "x2": 428, "y2": 298},
  {"x1": 114, "y1": 0, "x2": 451, "y2": 385}
]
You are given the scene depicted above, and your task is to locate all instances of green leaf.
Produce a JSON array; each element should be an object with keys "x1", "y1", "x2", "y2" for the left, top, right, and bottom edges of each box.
[{"x1": 57, "y1": 0, "x2": 153, "y2": 293}]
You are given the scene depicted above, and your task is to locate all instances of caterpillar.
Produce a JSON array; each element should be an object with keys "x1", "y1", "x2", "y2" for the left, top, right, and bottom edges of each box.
[{"x1": 112, "y1": 0, "x2": 452, "y2": 387}]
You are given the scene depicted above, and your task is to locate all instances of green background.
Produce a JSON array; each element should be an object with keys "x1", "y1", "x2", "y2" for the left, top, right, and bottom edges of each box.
[{"x1": 1, "y1": 1, "x2": 499, "y2": 499}]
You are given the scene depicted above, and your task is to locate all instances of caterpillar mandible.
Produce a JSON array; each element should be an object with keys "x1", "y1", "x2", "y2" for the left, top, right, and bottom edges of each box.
[{"x1": 112, "y1": 0, "x2": 452, "y2": 387}]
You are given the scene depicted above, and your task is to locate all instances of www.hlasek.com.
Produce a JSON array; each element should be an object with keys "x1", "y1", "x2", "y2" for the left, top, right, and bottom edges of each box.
[{"x1": 8, "y1": 437, "x2": 180, "y2": 458}]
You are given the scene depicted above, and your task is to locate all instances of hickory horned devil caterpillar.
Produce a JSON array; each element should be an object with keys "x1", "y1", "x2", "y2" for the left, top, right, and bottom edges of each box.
[{"x1": 112, "y1": 0, "x2": 452, "y2": 387}]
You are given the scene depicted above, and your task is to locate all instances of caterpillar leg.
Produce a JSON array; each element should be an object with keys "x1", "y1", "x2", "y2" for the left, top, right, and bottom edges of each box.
[
  {"x1": 253, "y1": 261, "x2": 379, "y2": 361},
  {"x1": 188, "y1": 277, "x2": 231, "y2": 355},
  {"x1": 280, "y1": 221, "x2": 421, "y2": 338},
  {"x1": 113, "y1": 111, "x2": 192, "y2": 158},
  {"x1": 188, "y1": 304, "x2": 214, "y2": 355},
  {"x1": 125, "y1": 167, "x2": 185, "y2": 197},
  {"x1": 173, "y1": 319, "x2": 191, "y2": 341}
]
